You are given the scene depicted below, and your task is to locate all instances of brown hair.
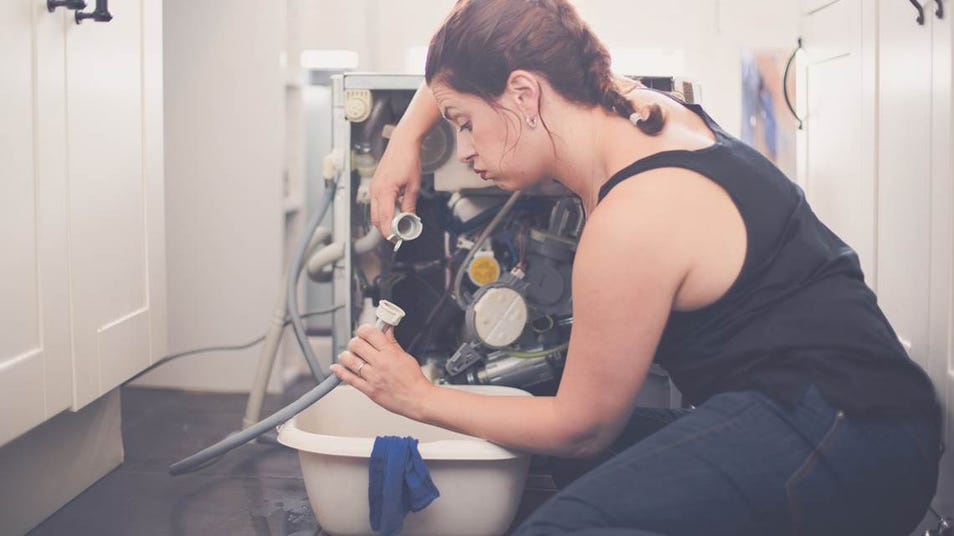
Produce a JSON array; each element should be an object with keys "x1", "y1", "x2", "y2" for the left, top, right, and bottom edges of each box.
[{"x1": 425, "y1": 0, "x2": 665, "y2": 136}]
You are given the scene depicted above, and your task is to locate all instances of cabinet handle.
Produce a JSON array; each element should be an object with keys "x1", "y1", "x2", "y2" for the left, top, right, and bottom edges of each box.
[
  {"x1": 936, "y1": 0, "x2": 944, "y2": 19},
  {"x1": 910, "y1": 0, "x2": 926, "y2": 24},
  {"x1": 47, "y1": 0, "x2": 85, "y2": 13},
  {"x1": 75, "y1": 0, "x2": 112, "y2": 23},
  {"x1": 783, "y1": 37, "x2": 804, "y2": 131}
]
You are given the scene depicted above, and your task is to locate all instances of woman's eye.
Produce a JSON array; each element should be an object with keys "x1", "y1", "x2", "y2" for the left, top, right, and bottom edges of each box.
[{"x1": 458, "y1": 122, "x2": 472, "y2": 133}]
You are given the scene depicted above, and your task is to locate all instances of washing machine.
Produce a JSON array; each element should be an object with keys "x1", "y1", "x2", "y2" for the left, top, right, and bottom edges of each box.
[{"x1": 325, "y1": 72, "x2": 695, "y2": 406}]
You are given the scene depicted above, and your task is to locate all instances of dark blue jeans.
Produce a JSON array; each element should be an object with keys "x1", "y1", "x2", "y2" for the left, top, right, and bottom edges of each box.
[{"x1": 515, "y1": 385, "x2": 941, "y2": 536}]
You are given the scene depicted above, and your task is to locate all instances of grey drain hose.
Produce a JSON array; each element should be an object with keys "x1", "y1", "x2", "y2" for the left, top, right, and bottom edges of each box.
[
  {"x1": 171, "y1": 172, "x2": 339, "y2": 475},
  {"x1": 170, "y1": 375, "x2": 342, "y2": 475},
  {"x1": 290, "y1": 184, "x2": 337, "y2": 381},
  {"x1": 244, "y1": 225, "x2": 384, "y2": 429},
  {"x1": 171, "y1": 160, "x2": 409, "y2": 475},
  {"x1": 243, "y1": 227, "x2": 332, "y2": 430},
  {"x1": 170, "y1": 313, "x2": 401, "y2": 476}
]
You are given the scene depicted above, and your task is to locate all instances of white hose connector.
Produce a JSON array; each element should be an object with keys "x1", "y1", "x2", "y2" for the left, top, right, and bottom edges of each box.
[
  {"x1": 305, "y1": 228, "x2": 384, "y2": 281},
  {"x1": 375, "y1": 300, "x2": 406, "y2": 332},
  {"x1": 322, "y1": 150, "x2": 342, "y2": 182},
  {"x1": 387, "y1": 212, "x2": 423, "y2": 252}
]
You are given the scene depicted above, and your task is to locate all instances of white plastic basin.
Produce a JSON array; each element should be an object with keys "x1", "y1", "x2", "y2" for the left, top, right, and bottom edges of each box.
[{"x1": 277, "y1": 385, "x2": 532, "y2": 536}]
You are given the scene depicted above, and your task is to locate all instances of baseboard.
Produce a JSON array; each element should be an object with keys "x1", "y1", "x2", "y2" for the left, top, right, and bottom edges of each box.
[{"x1": 0, "y1": 389, "x2": 123, "y2": 535}]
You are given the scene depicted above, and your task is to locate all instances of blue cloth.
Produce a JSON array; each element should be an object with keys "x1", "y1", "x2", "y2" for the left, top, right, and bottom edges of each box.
[
  {"x1": 369, "y1": 435, "x2": 440, "y2": 535},
  {"x1": 514, "y1": 385, "x2": 941, "y2": 536}
]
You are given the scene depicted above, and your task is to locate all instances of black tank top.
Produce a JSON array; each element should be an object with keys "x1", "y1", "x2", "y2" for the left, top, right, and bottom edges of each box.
[{"x1": 598, "y1": 99, "x2": 939, "y2": 417}]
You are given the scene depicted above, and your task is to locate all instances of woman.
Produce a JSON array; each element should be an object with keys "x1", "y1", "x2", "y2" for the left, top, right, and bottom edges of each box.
[{"x1": 329, "y1": 1, "x2": 942, "y2": 534}]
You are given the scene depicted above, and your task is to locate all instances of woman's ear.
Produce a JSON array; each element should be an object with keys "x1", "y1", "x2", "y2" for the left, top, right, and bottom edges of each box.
[{"x1": 505, "y1": 70, "x2": 541, "y2": 118}]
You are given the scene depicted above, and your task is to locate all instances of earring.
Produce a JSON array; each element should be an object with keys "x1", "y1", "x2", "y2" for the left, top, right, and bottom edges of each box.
[
  {"x1": 525, "y1": 116, "x2": 538, "y2": 129},
  {"x1": 628, "y1": 111, "x2": 645, "y2": 126}
]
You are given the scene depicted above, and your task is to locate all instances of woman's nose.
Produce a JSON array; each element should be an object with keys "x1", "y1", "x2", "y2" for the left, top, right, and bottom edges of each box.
[{"x1": 456, "y1": 133, "x2": 476, "y2": 163}]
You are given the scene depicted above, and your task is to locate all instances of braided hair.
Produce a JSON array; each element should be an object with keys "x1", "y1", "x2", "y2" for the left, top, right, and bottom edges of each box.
[{"x1": 425, "y1": 0, "x2": 665, "y2": 135}]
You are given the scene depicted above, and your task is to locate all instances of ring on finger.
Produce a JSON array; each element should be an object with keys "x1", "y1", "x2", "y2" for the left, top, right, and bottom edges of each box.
[{"x1": 355, "y1": 360, "x2": 368, "y2": 378}]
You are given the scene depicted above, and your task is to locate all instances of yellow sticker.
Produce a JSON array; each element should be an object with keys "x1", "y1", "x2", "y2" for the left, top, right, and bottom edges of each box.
[{"x1": 468, "y1": 256, "x2": 501, "y2": 286}]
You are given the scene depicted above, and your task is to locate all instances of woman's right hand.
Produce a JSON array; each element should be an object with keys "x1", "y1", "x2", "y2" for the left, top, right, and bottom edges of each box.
[{"x1": 370, "y1": 132, "x2": 422, "y2": 238}]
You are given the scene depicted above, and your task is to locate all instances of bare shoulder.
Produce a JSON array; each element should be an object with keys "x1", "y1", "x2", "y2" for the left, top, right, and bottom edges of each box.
[
  {"x1": 580, "y1": 168, "x2": 701, "y2": 282},
  {"x1": 583, "y1": 166, "x2": 747, "y2": 311}
]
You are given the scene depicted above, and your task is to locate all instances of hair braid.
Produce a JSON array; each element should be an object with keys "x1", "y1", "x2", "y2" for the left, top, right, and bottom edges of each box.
[
  {"x1": 537, "y1": 0, "x2": 665, "y2": 135},
  {"x1": 426, "y1": 0, "x2": 667, "y2": 135}
]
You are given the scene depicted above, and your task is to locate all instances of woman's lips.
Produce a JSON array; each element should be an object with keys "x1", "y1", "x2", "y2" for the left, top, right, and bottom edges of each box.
[{"x1": 474, "y1": 168, "x2": 489, "y2": 180}]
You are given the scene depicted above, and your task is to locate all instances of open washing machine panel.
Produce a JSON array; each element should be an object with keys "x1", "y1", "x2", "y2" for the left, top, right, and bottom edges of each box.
[{"x1": 327, "y1": 73, "x2": 695, "y2": 405}]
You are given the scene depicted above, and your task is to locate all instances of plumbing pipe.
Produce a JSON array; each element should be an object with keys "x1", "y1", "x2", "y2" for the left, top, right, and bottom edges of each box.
[
  {"x1": 306, "y1": 242, "x2": 346, "y2": 279},
  {"x1": 354, "y1": 226, "x2": 384, "y2": 254},
  {"x1": 452, "y1": 191, "x2": 522, "y2": 308}
]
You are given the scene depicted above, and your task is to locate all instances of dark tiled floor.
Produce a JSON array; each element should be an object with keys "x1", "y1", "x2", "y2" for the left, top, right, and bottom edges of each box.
[{"x1": 29, "y1": 380, "x2": 557, "y2": 536}]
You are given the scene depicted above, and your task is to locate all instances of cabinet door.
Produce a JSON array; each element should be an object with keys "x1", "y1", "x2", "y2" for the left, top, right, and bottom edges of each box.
[
  {"x1": 0, "y1": 1, "x2": 72, "y2": 445},
  {"x1": 65, "y1": 0, "x2": 166, "y2": 409},
  {"x1": 800, "y1": 0, "x2": 877, "y2": 286},
  {"x1": 876, "y1": 0, "x2": 933, "y2": 372},
  {"x1": 929, "y1": 1, "x2": 954, "y2": 518}
]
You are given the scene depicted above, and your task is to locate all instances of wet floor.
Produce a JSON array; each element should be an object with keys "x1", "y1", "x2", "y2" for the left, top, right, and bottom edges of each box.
[{"x1": 28, "y1": 379, "x2": 557, "y2": 535}]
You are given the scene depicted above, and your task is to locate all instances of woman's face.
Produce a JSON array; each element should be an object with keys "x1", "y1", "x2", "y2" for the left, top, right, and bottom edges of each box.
[{"x1": 429, "y1": 81, "x2": 550, "y2": 191}]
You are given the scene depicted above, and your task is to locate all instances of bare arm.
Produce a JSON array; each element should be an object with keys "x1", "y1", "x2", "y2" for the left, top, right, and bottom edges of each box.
[
  {"x1": 335, "y1": 168, "x2": 696, "y2": 458},
  {"x1": 370, "y1": 82, "x2": 443, "y2": 235},
  {"x1": 391, "y1": 82, "x2": 442, "y2": 144}
]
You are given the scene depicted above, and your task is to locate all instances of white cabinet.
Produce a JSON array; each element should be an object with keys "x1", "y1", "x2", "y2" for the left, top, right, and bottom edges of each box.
[
  {"x1": 64, "y1": 0, "x2": 167, "y2": 409},
  {"x1": 0, "y1": 0, "x2": 72, "y2": 447},
  {"x1": 799, "y1": 0, "x2": 954, "y2": 522},
  {"x1": 876, "y1": 0, "x2": 935, "y2": 373},
  {"x1": 799, "y1": 0, "x2": 877, "y2": 286},
  {"x1": 0, "y1": 0, "x2": 166, "y2": 445},
  {"x1": 925, "y1": 0, "x2": 954, "y2": 519},
  {"x1": 801, "y1": 0, "x2": 839, "y2": 15}
]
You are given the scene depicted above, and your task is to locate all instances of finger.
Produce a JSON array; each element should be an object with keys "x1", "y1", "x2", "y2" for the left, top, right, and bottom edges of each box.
[
  {"x1": 356, "y1": 323, "x2": 391, "y2": 350},
  {"x1": 369, "y1": 178, "x2": 390, "y2": 232},
  {"x1": 370, "y1": 191, "x2": 383, "y2": 235},
  {"x1": 347, "y1": 336, "x2": 381, "y2": 365},
  {"x1": 400, "y1": 183, "x2": 419, "y2": 214},
  {"x1": 338, "y1": 350, "x2": 374, "y2": 379},
  {"x1": 337, "y1": 349, "x2": 358, "y2": 370},
  {"x1": 330, "y1": 364, "x2": 371, "y2": 391},
  {"x1": 374, "y1": 189, "x2": 397, "y2": 237}
]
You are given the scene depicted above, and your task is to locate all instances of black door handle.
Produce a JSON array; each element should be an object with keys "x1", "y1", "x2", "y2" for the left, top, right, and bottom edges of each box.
[
  {"x1": 936, "y1": 0, "x2": 945, "y2": 19},
  {"x1": 75, "y1": 0, "x2": 112, "y2": 23},
  {"x1": 47, "y1": 0, "x2": 85, "y2": 13},
  {"x1": 910, "y1": 0, "x2": 926, "y2": 24},
  {"x1": 783, "y1": 37, "x2": 804, "y2": 131}
]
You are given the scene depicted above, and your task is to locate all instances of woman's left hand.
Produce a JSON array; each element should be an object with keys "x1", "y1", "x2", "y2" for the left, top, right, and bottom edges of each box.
[{"x1": 330, "y1": 323, "x2": 433, "y2": 419}]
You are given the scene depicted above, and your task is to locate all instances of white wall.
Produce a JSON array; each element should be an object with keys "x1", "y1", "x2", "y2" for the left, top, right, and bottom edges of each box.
[{"x1": 135, "y1": 1, "x2": 285, "y2": 392}]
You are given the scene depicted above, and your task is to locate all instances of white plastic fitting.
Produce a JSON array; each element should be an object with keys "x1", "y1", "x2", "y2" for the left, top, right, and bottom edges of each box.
[
  {"x1": 322, "y1": 150, "x2": 342, "y2": 181},
  {"x1": 353, "y1": 227, "x2": 383, "y2": 255},
  {"x1": 374, "y1": 299, "x2": 406, "y2": 332},
  {"x1": 387, "y1": 212, "x2": 423, "y2": 252}
]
